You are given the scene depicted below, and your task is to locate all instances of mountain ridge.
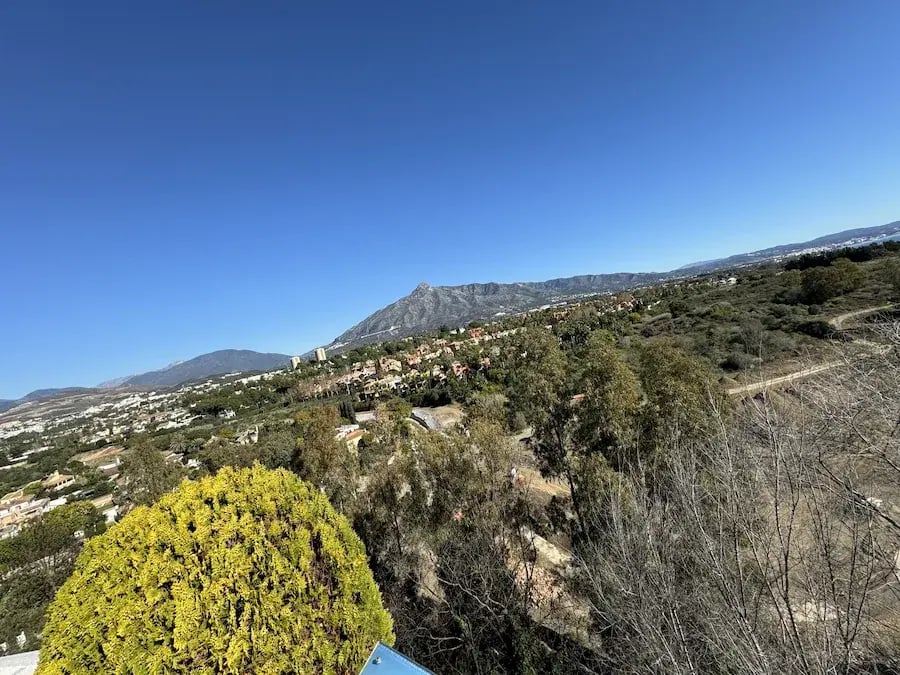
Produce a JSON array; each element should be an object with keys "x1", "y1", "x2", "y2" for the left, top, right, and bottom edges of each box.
[
  {"x1": 679, "y1": 220, "x2": 900, "y2": 271},
  {"x1": 327, "y1": 220, "x2": 900, "y2": 350},
  {"x1": 1, "y1": 351, "x2": 293, "y2": 411},
  {"x1": 108, "y1": 349, "x2": 292, "y2": 388},
  {"x1": 328, "y1": 272, "x2": 665, "y2": 349},
  {"x1": 6, "y1": 220, "x2": 899, "y2": 408}
]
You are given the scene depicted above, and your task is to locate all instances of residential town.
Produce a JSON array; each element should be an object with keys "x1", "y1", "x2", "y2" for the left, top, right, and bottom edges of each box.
[{"x1": 0, "y1": 291, "x2": 646, "y2": 545}]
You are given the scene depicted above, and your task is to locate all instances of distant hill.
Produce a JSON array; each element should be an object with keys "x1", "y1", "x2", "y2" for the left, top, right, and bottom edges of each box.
[
  {"x1": 328, "y1": 220, "x2": 900, "y2": 350},
  {"x1": 96, "y1": 375, "x2": 133, "y2": 388},
  {"x1": 2, "y1": 352, "x2": 293, "y2": 413},
  {"x1": 114, "y1": 350, "x2": 292, "y2": 388},
  {"x1": 680, "y1": 220, "x2": 900, "y2": 272},
  {"x1": 23, "y1": 387, "x2": 95, "y2": 401},
  {"x1": 0, "y1": 387, "x2": 97, "y2": 413}
]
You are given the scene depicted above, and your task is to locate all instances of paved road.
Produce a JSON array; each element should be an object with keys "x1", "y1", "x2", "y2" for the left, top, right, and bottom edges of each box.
[
  {"x1": 410, "y1": 408, "x2": 440, "y2": 430},
  {"x1": 727, "y1": 304, "x2": 893, "y2": 397},
  {"x1": 357, "y1": 405, "x2": 462, "y2": 430}
]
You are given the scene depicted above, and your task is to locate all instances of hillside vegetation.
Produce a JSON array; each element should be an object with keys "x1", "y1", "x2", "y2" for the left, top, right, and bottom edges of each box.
[{"x1": 3, "y1": 244, "x2": 900, "y2": 672}]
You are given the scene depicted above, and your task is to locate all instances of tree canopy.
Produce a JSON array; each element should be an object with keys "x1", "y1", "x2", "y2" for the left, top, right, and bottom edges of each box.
[
  {"x1": 0, "y1": 501, "x2": 104, "y2": 575},
  {"x1": 37, "y1": 466, "x2": 393, "y2": 674},
  {"x1": 117, "y1": 441, "x2": 186, "y2": 509}
]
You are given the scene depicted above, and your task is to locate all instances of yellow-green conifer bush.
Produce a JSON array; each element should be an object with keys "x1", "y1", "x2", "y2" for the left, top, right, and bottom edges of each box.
[{"x1": 37, "y1": 466, "x2": 393, "y2": 674}]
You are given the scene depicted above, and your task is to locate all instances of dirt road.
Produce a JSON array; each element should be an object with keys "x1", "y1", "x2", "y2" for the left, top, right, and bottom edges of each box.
[
  {"x1": 726, "y1": 362, "x2": 842, "y2": 396},
  {"x1": 830, "y1": 304, "x2": 893, "y2": 330},
  {"x1": 727, "y1": 304, "x2": 893, "y2": 397}
]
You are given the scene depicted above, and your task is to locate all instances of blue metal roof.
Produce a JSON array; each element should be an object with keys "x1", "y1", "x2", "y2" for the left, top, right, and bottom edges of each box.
[{"x1": 359, "y1": 642, "x2": 432, "y2": 675}]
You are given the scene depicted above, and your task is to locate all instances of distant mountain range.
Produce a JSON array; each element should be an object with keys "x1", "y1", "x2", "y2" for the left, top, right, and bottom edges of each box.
[
  {"x1": 679, "y1": 221, "x2": 900, "y2": 272},
  {"x1": 99, "y1": 350, "x2": 292, "y2": 388},
  {"x1": 1, "y1": 351, "x2": 292, "y2": 413},
  {"x1": 4, "y1": 220, "x2": 899, "y2": 411},
  {"x1": 327, "y1": 220, "x2": 900, "y2": 349}
]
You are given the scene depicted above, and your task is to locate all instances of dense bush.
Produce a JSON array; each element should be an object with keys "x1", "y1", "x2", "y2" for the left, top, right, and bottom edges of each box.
[
  {"x1": 785, "y1": 241, "x2": 900, "y2": 270},
  {"x1": 795, "y1": 320, "x2": 837, "y2": 339},
  {"x1": 720, "y1": 351, "x2": 754, "y2": 371},
  {"x1": 800, "y1": 258, "x2": 864, "y2": 304},
  {"x1": 37, "y1": 466, "x2": 393, "y2": 674}
]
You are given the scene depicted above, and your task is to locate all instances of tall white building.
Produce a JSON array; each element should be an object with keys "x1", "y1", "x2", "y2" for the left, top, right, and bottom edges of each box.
[{"x1": 315, "y1": 347, "x2": 327, "y2": 362}]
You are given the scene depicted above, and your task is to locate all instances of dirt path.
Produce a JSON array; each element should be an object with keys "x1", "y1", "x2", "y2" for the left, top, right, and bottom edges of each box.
[
  {"x1": 727, "y1": 304, "x2": 893, "y2": 397},
  {"x1": 726, "y1": 362, "x2": 842, "y2": 396},
  {"x1": 830, "y1": 304, "x2": 893, "y2": 330}
]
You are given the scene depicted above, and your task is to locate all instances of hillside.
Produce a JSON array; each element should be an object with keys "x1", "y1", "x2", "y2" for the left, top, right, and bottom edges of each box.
[
  {"x1": 117, "y1": 350, "x2": 292, "y2": 387},
  {"x1": 0, "y1": 388, "x2": 97, "y2": 414},
  {"x1": 4, "y1": 244, "x2": 900, "y2": 671},
  {"x1": 328, "y1": 221, "x2": 900, "y2": 350}
]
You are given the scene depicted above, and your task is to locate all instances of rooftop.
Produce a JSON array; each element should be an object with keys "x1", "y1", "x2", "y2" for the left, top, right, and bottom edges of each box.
[{"x1": 359, "y1": 643, "x2": 431, "y2": 675}]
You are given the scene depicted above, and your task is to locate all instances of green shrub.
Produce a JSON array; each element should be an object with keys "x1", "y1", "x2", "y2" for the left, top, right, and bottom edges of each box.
[
  {"x1": 795, "y1": 320, "x2": 836, "y2": 339},
  {"x1": 720, "y1": 351, "x2": 754, "y2": 372},
  {"x1": 37, "y1": 466, "x2": 393, "y2": 675},
  {"x1": 800, "y1": 258, "x2": 864, "y2": 304}
]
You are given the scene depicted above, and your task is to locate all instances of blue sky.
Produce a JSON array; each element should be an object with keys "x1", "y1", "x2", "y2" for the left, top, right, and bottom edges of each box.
[{"x1": 2, "y1": 1, "x2": 900, "y2": 399}]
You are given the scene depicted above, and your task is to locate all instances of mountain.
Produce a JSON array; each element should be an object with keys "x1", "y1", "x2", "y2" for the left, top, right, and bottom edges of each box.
[
  {"x1": 330, "y1": 273, "x2": 665, "y2": 348},
  {"x1": 329, "y1": 220, "x2": 900, "y2": 350},
  {"x1": 115, "y1": 350, "x2": 292, "y2": 388},
  {"x1": 96, "y1": 375, "x2": 133, "y2": 389},
  {"x1": 679, "y1": 220, "x2": 900, "y2": 272},
  {"x1": 23, "y1": 387, "x2": 95, "y2": 400}
]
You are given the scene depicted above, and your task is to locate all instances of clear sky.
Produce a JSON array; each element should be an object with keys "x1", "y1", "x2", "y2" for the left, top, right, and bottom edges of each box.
[{"x1": 2, "y1": 1, "x2": 900, "y2": 399}]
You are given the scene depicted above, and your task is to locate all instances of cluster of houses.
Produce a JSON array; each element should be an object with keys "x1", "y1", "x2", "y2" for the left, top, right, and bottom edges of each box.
[
  {"x1": 301, "y1": 300, "x2": 687, "y2": 403},
  {"x1": 0, "y1": 420, "x2": 45, "y2": 441},
  {"x1": 0, "y1": 390, "x2": 198, "y2": 449},
  {"x1": 0, "y1": 444, "x2": 134, "y2": 540},
  {"x1": 322, "y1": 327, "x2": 520, "y2": 400},
  {"x1": 0, "y1": 471, "x2": 76, "y2": 539}
]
